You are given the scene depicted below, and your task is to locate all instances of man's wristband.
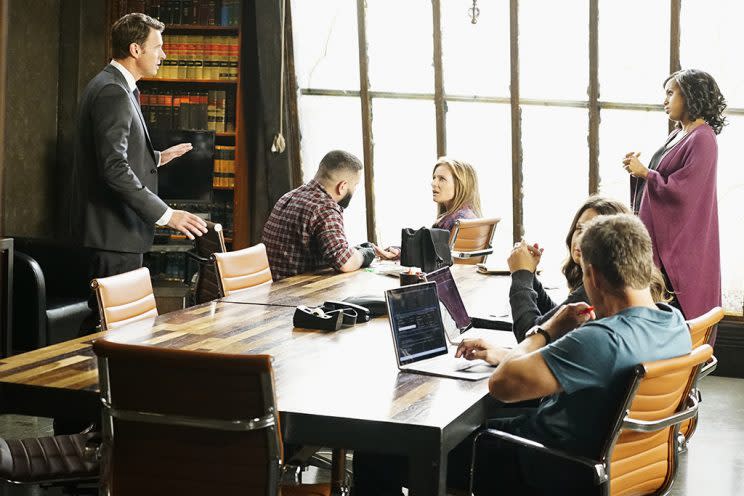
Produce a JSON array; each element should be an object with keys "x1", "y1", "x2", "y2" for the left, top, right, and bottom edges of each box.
[
  {"x1": 358, "y1": 246, "x2": 375, "y2": 268},
  {"x1": 525, "y1": 325, "x2": 551, "y2": 345}
]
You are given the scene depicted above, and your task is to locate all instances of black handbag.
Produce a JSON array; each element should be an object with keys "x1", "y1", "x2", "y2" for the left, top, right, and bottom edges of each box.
[{"x1": 400, "y1": 227, "x2": 453, "y2": 273}]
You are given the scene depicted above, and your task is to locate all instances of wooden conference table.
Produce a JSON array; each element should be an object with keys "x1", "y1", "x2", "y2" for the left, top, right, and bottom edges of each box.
[{"x1": 0, "y1": 264, "x2": 528, "y2": 495}]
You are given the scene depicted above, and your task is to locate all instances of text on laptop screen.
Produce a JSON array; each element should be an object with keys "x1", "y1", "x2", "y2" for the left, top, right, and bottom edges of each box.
[
  {"x1": 387, "y1": 283, "x2": 448, "y2": 364},
  {"x1": 425, "y1": 267, "x2": 471, "y2": 330}
]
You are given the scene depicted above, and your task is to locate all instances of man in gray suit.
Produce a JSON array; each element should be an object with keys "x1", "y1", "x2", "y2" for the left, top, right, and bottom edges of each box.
[{"x1": 70, "y1": 13, "x2": 207, "y2": 325}]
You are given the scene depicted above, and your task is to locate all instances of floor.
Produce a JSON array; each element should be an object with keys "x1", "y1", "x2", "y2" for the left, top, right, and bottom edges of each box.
[{"x1": 0, "y1": 375, "x2": 742, "y2": 495}]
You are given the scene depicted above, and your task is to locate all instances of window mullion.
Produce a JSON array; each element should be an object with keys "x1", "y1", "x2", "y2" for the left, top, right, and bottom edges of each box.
[{"x1": 356, "y1": 0, "x2": 377, "y2": 243}]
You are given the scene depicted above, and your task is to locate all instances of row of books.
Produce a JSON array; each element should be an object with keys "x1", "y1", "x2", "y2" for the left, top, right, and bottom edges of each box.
[
  {"x1": 143, "y1": 251, "x2": 189, "y2": 281},
  {"x1": 213, "y1": 145, "x2": 236, "y2": 188},
  {"x1": 154, "y1": 201, "x2": 234, "y2": 239},
  {"x1": 141, "y1": 89, "x2": 235, "y2": 132},
  {"x1": 113, "y1": 0, "x2": 240, "y2": 26},
  {"x1": 156, "y1": 35, "x2": 238, "y2": 80}
]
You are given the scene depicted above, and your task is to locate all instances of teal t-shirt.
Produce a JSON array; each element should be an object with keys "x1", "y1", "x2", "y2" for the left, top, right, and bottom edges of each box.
[{"x1": 520, "y1": 303, "x2": 691, "y2": 458}]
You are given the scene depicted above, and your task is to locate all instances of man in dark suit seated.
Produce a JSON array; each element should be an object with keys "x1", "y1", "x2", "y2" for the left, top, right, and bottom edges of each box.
[
  {"x1": 352, "y1": 214, "x2": 692, "y2": 495},
  {"x1": 68, "y1": 13, "x2": 207, "y2": 329}
]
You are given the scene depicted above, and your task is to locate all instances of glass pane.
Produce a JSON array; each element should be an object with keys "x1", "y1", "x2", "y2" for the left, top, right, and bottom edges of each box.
[
  {"x1": 522, "y1": 106, "x2": 589, "y2": 276},
  {"x1": 366, "y1": 0, "x2": 434, "y2": 93},
  {"x1": 291, "y1": 0, "x2": 359, "y2": 90},
  {"x1": 599, "y1": 0, "x2": 670, "y2": 104},
  {"x1": 441, "y1": 0, "x2": 509, "y2": 97},
  {"x1": 446, "y1": 102, "x2": 513, "y2": 257},
  {"x1": 598, "y1": 109, "x2": 668, "y2": 204},
  {"x1": 717, "y1": 115, "x2": 744, "y2": 304},
  {"x1": 520, "y1": 0, "x2": 588, "y2": 100},
  {"x1": 372, "y1": 99, "x2": 438, "y2": 247},
  {"x1": 681, "y1": 0, "x2": 744, "y2": 107},
  {"x1": 297, "y1": 95, "x2": 368, "y2": 246}
]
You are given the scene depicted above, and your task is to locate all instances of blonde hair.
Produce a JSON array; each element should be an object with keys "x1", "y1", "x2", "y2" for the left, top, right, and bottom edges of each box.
[{"x1": 433, "y1": 157, "x2": 482, "y2": 222}]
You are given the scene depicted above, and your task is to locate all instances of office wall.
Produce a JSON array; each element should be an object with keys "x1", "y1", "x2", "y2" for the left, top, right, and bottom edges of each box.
[
  {"x1": 0, "y1": 0, "x2": 7, "y2": 235},
  {"x1": 2, "y1": 0, "x2": 60, "y2": 237},
  {"x1": 1, "y1": 0, "x2": 105, "y2": 239}
]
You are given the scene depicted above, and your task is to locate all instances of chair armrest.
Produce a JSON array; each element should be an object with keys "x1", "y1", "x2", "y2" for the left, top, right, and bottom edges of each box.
[
  {"x1": 698, "y1": 355, "x2": 717, "y2": 379},
  {"x1": 622, "y1": 392, "x2": 699, "y2": 433},
  {"x1": 12, "y1": 252, "x2": 48, "y2": 351},
  {"x1": 468, "y1": 428, "x2": 608, "y2": 494},
  {"x1": 186, "y1": 251, "x2": 212, "y2": 264},
  {"x1": 451, "y1": 248, "x2": 494, "y2": 259}
]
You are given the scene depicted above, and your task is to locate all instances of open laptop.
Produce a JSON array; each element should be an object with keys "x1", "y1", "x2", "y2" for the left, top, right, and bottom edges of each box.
[
  {"x1": 426, "y1": 266, "x2": 515, "y2": 345},
  {"x1": 384, "y1": 282, "x2": 495, "y2": 381}
]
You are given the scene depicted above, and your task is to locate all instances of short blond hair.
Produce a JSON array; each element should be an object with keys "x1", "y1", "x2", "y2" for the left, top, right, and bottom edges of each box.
[
  {"x1": 433, "y1": 157, "x2": 482, "y2": 221},
  {"x1": 580, "y1": 214, "x2": 655, "y2": 292}
]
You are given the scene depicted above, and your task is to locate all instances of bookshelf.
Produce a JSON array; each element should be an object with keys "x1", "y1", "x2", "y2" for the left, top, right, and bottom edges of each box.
[{"x1": 108, "y1": 0, "x2": 248, "y2": 256}]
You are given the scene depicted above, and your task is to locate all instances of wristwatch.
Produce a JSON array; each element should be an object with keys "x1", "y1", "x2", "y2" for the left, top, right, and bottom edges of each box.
[{"x1": 526, "y1": 325, "x2": 552, "y2": 345}]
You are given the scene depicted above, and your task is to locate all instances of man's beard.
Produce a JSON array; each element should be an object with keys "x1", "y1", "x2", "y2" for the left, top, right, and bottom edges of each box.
[{"x1": 338, "y1": 192, "x2": 353, "y2": 209}]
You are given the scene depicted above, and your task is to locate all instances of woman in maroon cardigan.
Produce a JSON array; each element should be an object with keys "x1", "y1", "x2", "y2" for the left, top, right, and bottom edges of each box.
[{"x1": 623, "y1": 69, "x2": 726, "y2": 322}]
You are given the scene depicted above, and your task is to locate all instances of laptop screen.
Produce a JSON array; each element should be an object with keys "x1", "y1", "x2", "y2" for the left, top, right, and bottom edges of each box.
[
  {"x1": 425, "y1": 267, "x2": 471, "y2": 331},
  {"x1": 385, "y1": 282, "x2": 449, "y2": 364}
]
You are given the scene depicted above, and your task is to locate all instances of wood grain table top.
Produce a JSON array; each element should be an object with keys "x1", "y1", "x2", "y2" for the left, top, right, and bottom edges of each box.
[{"x1": 0, "y1": 265, "x2": 518, "y2": 429}]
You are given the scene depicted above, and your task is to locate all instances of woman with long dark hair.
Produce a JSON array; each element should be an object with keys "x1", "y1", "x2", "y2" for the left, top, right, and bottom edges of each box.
[
  {"x1": 507, "y1": 196, "x2": 630, "y2": 341},
  {"x1": 623, "y1": 69, "x2": 724, "y2": 321}
]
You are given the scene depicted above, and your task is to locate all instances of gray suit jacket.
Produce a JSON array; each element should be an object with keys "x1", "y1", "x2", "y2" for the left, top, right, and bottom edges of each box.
[{"x1": 69, "y1": 64, "x2": 168, "y2": 253}]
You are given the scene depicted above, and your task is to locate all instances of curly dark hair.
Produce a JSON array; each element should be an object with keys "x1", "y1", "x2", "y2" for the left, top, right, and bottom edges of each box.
[{"x1": 665, "y1": 69, "x2": 727, "y2": 135}]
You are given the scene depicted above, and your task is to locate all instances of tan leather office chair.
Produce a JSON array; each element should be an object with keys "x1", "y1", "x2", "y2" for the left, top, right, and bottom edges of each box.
[
  {"x1": 448, "y1": 217, "x2": 500, "y2": 265},
  {"x1": 92, "y1": 338, "x2": 330, "y2": 496},
  {"x1": 188, "y1": 221, "x2": 228, "y2": 304},
  {"x1": 213, "y1": 243, "x2": 272, "y2": 297},
  {"x1": 91, "y1": 267, "x2": 158, "y2": 331},
  {"x1": 678, "y1": 306, "x2": 723, "y2": 445},
  {"x1": 470, "y1": 345, "x2": 713, "y2": 496}
]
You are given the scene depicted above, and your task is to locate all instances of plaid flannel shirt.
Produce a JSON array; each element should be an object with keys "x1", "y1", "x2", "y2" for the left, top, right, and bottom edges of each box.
[{"x1": 261, "y1": 180, "x2": 355, "y2": 280}]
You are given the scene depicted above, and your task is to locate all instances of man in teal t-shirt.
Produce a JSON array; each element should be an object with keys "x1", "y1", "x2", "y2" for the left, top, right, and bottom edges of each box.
[
  {"x1": 454, "y1": 214, "x2": 692, "y2": 495},
  {"x1": 351, "y1": 214, "x2": 691, "y2": 496}
]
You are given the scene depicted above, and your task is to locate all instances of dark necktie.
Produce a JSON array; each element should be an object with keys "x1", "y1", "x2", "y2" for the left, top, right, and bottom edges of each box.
[{"x1": 133, "y1": 87, "x2": 141, "y2": 105}]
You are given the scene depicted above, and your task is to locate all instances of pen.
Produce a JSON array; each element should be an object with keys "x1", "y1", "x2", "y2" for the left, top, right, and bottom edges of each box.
[{"x1": 578, "y1": 306, "x2": 594, "y2": 315}]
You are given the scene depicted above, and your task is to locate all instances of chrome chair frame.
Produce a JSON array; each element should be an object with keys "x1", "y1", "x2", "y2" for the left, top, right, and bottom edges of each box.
[
  {"x1": 468, "y1": 358, "x2": 704, "y2": 496},
  {"x1": 448, "y1": 218, "x2": 500, "y2": 262}
]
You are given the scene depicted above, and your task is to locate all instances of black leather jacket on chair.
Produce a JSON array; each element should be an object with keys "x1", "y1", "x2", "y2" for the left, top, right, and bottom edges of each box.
[{"x1": 12, "y1": 238, "x2": 92, "y2": 354}]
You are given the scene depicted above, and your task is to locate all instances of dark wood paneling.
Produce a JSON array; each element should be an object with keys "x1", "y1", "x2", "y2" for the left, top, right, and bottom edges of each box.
[
  {"x1": 0, "y1": 0, "x2": 6, "y2": 236},
  {"x1": 712, "y1": 318, "x2": 744, "y2": 379},
  {"x1": 56, "y1": 0, "x2": 108, "y2": 238},
  {"x1": 2, "y1": 0, "x2": 61, "y2": 237}
]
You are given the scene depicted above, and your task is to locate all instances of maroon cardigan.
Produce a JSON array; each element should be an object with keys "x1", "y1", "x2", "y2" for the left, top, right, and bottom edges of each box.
[{"x1": 639, "y1": 123, "x2": 721, "y2": 322}]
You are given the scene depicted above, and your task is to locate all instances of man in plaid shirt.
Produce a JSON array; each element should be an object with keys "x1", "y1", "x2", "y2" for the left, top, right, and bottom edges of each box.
[{"x1": 262, "y1": 150, "x2": 378, "y2": 280}]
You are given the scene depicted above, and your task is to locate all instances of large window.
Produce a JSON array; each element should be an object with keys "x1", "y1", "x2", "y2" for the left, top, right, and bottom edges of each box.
[{"x1": 291, "y1": 0, "x2": 744, "y2": 311}]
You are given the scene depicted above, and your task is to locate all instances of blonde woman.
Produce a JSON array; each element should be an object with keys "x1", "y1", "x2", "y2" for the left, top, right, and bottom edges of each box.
[
  {"x1": 377, "y1": 157, "x2": 483, "y2": 259},
  {"x1": 431, "y1": 157, "x2": 482, "y2": 230}
]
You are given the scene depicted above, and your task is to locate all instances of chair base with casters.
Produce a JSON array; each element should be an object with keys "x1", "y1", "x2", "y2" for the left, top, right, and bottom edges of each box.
[{"x1": 468, "y1": 345, "x2": 712, "y2": 496}]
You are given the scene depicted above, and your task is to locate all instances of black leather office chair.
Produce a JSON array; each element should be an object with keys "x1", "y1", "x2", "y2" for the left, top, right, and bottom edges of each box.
[{"x1": 11, "y1": 238, "x2": 92, "y2": 353}]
